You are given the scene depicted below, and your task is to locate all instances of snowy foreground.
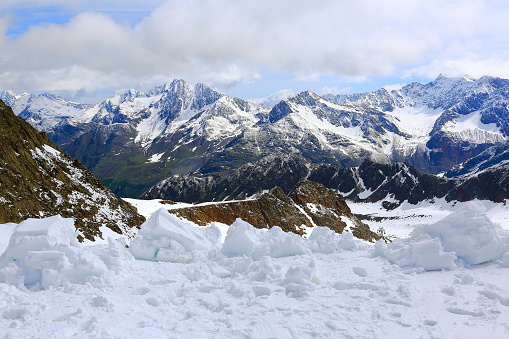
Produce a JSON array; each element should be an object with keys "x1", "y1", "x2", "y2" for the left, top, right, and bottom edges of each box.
[{"x1": 2, "y1": 201, "x2": 509, "y2": 338}]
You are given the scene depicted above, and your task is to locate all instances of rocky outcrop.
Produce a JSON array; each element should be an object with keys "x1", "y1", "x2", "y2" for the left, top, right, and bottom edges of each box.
[
  {"x1": 169, "y1": 187, "x2": 311, "y2": 234},
  {"x1": 168, "y1": 181, "x2": 379, "y2": 242},
  {"x1": 450, "y1": 165, "x2": 509, "y2": 203},
  {"x1": 0, "y1": 99, "x2": 145, "y2": 241},
  {"x1": 308, "y1": 161, "x2": 456, "y2": 208},
  {"x1": 289, "y1": 180, "x2": 374, "y2": 240}
]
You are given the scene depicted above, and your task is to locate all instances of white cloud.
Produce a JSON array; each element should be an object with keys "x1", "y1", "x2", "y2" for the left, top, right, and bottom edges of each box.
[
  {"x1": 249, "y1": 89, "x2": 295, "y2": 107},
  {"x1": 1, "y1": 0, "x2": 509, "y2": 96},
  {"x1": 382, "y1": 83, "x2": 404, "y2": 92},
  {"x1": 406, "y1": 57, "x2": 509, "y2": 80},
  {"x1": 319, "y1": 86, "x2": 352, "y2": 96}
]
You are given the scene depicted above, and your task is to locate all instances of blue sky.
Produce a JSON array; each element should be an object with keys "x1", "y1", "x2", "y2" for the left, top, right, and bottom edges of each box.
[{"x1": 1, "y1": 0, "x2": 509, "y2": 103}]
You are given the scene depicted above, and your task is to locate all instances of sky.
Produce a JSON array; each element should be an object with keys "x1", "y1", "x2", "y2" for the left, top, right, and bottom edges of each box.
[{"x1": 0, "y1": 0, "x2": 509, "y2": 103}]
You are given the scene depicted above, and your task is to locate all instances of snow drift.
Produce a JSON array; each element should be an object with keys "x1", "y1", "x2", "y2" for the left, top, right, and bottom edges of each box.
[
  {"x1": 1, "y1": 203, "x2": 509, "y2": 292},
  {"x1": 1, "y1": 202, "x2": 509, "y2": 338},
  {"x1": 0, "y1": 216, "x2": 132, "y2": 290},
  {"x1": 375, "y1": 201, "x2": 509, "y2": 270},
  {"x1": 129, "y1": 208, "x2": 220, "y2": 262}
]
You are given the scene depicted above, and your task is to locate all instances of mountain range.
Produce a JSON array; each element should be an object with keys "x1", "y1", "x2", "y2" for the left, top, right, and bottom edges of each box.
[{"x1": 2, "y1": 74, "x2": 509, "y2": 202}]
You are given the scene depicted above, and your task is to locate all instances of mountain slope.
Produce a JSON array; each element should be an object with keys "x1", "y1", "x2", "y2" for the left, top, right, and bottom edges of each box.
[{"x1": 0, "y1": 99, "x2": 145, "y2": 241}]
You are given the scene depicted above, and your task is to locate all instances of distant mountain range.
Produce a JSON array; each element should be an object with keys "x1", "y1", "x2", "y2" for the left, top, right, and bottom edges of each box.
[{"x1": 2, "y1": 74, "x2": 509, "y2": 202}]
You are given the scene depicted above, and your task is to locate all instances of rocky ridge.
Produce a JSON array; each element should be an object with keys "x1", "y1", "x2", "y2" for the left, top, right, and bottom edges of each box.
[
  {"x1": 0, "y1": 99, "x2": 145, "y2": 241},
  {"x1": 168, "y1": 181, "x2": 379, "y2": 242},
  {"x1": 146, "y1": 153, "x2": 509, "y2": 208}
]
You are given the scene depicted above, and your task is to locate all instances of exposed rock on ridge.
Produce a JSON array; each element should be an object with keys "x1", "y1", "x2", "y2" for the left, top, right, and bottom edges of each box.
[{"x1": 168, "y1": 181, "x2": 378, "y2": 242}]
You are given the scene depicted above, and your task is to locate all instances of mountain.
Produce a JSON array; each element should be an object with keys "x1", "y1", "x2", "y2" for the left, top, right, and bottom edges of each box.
[
  {"x1": 3, "y1": 75, "x2": 509, "y2": 198},
  {"x1": 1, "y1": 80, "x2": 270, "y2": 197},
  {"x1": 141, "y1": 154, "x2": 310, "y2": 202},
  {"x1": 0, "y1": 90, "x2": 91, "y2": 131},
  {"x1": 0, "y1": 99, "x2": 145, "y2": 241},
  {"x1": 325, "y1": 74, "x2": 509, "y2": 173},
  {"x1": 445, "y1": 141, "x2": 509, "y2": 178}
]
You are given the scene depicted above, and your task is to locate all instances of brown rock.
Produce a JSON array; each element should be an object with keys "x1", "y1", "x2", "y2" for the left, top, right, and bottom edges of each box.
[
  {"x1": 170, "y1": 187, "x2": 311, "y2": 235},
  {"x1": 290, "y1": 181, "x2": 378, "y2": 241},
  {"x1": 168, "y1": 180, "x2": 380, "y2": 242}
]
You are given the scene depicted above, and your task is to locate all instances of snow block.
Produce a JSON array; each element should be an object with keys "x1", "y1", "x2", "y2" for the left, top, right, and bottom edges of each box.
[
  {"x1": 308, "y1": 227, "x2": 360, "y2": 253},
  {"x1": 374, "y1": 235, "x2": 457, "y2": 271},
  {"x1": 375, "y1": 201, "x2": 509, "y2": 270},
  {"x1": 221, "y1": 219, "x2": 259, "y2": 257},
  {"x1": 0, "y1": 216, "x2": 117, "y2": 290},
  {"x1": 129, "y1": 209, "x2": 214, "y2": 261},
  {"x1": 221, "y1": 219, "x2": 306, "y2": 259},
  {"x1": 411, "y1": 201, "x2": 509, "y2": 265}
]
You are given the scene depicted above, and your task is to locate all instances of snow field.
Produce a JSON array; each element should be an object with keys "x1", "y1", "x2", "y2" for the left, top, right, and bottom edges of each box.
[{"x1": 1, "y1": 202, "x2": 509, "y2": 337}]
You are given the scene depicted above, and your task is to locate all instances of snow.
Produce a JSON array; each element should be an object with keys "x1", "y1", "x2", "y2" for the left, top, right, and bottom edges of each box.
[
  {"x1": 410, "y1": 202, "x2": 509, "y2": 265},
  {"x1": 389, "y1": 105, "x2": 443, "y2": 138},
  {"x1": 0, "y1": 216, "x2": 120, "y2": 291},
  {"x1": 221, "y1": 219, "x2": 306, "y2": 259},
  {"x1": 129, "y1": 209, "x2": 216, "y2": 261},
  {"x1": 41, "y1": 144, "x2": 60, "y2": 156},
  {"x1": 0, "y1": 223, "x2": 16, "y2": 256},
  {"x1": 349, "y1": 198, "x2": 509, "y2": 238},
  {"x1": 146, "y1": 152, "x2": 164, "y2": 163},
  {"x1": 448, "y1": 111, "x2": 501, "y2": 135},
  {"x1": 122, "y1": 198, "x2": 194, "y2": 217},
  {"x1": 2, "y1": 200, "x2": 509, "y2": 337}
]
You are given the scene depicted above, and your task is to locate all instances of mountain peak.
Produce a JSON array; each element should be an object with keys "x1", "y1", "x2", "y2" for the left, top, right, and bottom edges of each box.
[
  {"x1": 164, "y1": 78, "x2": 191, "y2": 92},
  {"x1": 297, "y1": 89, "x2": 320, "y2": 99},
  {"x1": 290, "y1": 90, "x2": 322, "y2": 107}
]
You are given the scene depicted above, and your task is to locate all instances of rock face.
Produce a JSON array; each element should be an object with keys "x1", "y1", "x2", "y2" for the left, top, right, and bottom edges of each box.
[
  {"x1": 289, "y1": 181, "x2": 374, "y2": 241},
  {"x1": 168, "y1": 181, "x2": 379, "y2": 242},
  {"x1": 452, "y1": 165, "x2": 509, "y2": 203},
  {"x1": 0, "y1": 99, "x2": 145, "y2": 241},
  {"x1": 308, "y1": 161, "x2": 456, "y2": 207}
]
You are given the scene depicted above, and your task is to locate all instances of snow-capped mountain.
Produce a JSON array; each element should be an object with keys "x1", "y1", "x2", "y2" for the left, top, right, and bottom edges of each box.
[
  {"x1": 1, "y1": 80, "x2": 269, "y2": 197},
  {"x1": 4, "y1": 75, "x2": 509, "y2": 198},
  {"x1": 326, "y1": 74, "x2": 509, "y2": 173},
  {"x1": 0, "y1": 90, "x2": 91, "y2": 131}
]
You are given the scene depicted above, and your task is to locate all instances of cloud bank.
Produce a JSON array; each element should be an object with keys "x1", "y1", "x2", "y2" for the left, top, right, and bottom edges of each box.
[{"x1": 1, "y1": 0, "x2": 508, "y2": 96}]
